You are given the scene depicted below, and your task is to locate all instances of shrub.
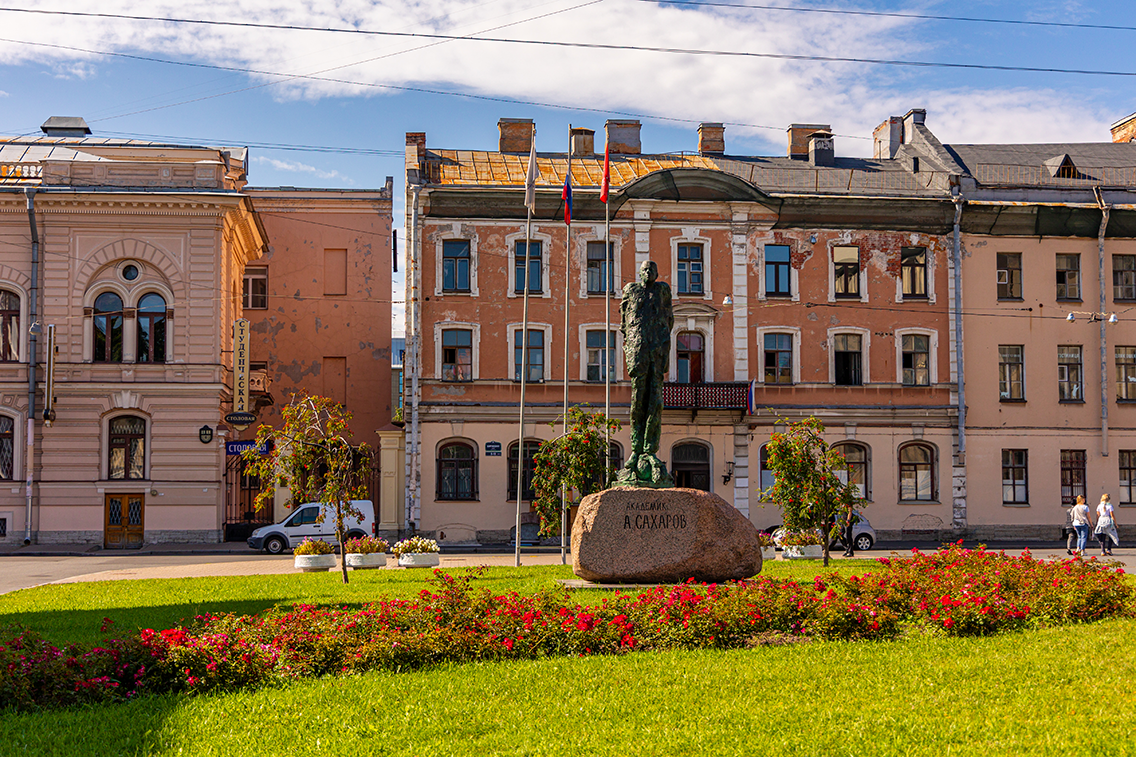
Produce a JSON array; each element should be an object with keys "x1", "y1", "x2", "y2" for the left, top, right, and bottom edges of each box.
[
  {"x1": 757, "y1": 532, "x2": 776, "y2": 548},
  {"x1": 392, "y1": 536, "x2": 440, "y2": 556},
  {"x1": 780, "y1": 529, "x2": 824, "y2": 547},
  {"x1": 344, "y1": 536, "x2": 389, "y2": 554},
  {"x1": 293, "y1": 538, "x2": 333, "y2": 556}
]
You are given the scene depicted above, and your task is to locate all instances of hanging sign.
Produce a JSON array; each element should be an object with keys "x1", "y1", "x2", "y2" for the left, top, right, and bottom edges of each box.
[{"x1": 232, "y1": 318, "x2": 251, "y2": 427}]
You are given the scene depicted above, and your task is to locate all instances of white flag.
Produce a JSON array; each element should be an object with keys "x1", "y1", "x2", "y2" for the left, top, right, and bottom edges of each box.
[{"x1": 523, "y1": 130, "x2": 537, "y2": 213}]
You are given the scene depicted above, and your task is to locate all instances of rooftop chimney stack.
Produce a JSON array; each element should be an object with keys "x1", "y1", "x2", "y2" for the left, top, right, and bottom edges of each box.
[
  {"x1": 808, "y1": 131, "x2": 835, "y2": 167},
  {"x1": 605, "y1": 120, "x2": 642, "y2": 155},
  {"x1": 570, "y1": 127, "x2": 595, "y2": 156},
  {"x1": 1111, "y1": 113, "x2": 1136, "y2": 143},
  {"x1": 901, "y1": 109, "x2": 926, "y2": 145},
  {"x1": 40, "y1": 116, "x2": 91, "y2": 137},
  {"x1": 873, "y1": 116, "x2": 903, "y2": 159},
  {"x1": 698, "y1": 122, "x2": 725, "y2": 155},
  {"x1": 498, "y1": 118, "x2": 534, "y2": 153},
  {"x1": 788, "y1": 123, "x2": 830, "y2": 159}
]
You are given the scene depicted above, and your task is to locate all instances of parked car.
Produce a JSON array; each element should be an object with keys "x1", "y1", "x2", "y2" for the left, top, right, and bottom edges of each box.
[
  {"x1": 247, "y1": 500, "x2": 376, "y2": 555},
  {"x1": 768, "y1": 517, "x2": 876, "y2": 551}
]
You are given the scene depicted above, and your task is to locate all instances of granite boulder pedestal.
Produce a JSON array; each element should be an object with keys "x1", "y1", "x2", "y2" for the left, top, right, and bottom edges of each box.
[{"x1": 571, "y1": 486, "x2": 763, "y2": 583}]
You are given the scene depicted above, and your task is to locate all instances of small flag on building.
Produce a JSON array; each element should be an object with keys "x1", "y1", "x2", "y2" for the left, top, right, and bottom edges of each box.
[
  {"x1": 600, "y1": 140, "x2": 610, "y2": 204},
  {"x1": 561, "y1": 171, "x2": 573, "y2": 225},
  {"x1": 747, "y1": 379, "x2": 757, "y2": 415},
  {"x1": 524, "y1": 130, "x2": 538, "y2": 213}
]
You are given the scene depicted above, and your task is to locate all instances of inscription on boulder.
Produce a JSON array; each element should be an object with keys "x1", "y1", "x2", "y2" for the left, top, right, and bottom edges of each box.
[{"x1": 572, "y1": 486, "x2": 763, "y2": 583}]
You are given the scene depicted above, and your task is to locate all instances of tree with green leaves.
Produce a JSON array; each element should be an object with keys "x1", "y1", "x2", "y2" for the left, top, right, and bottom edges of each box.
[
  {"x1": 242, "y1": 393, "x2": 374, "y2": 584},
  {"x1": 531, "y1": 408, "x2": 621, "y2": 536},
  {"x1": 761, "y1": 416, "x2": 862, "y2": 567}
]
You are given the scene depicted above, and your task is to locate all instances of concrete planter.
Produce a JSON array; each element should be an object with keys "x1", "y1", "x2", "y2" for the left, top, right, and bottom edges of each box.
[
  {"x1": 294, "y1": 554, "x2": 337, "y2": 572},
  {"x1": 761, "y1": 547, "x2": 777, "y2": 562},
  {"x1": 346, "y1": 553, "x2": 388, "y2": 570},
  {"x1": 398, "y1": 553, "x2": 441, "y2": 568},
  {"x1": 782, "y1": 545, "x2": 823, "y2": 560}
]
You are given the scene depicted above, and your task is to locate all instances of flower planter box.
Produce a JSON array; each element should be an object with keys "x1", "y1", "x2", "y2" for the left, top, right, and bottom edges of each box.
[
  {"x1": 294, "y1": 554, "x2": 337, "y2": 572},
  {"x1": 761, "y1": 547, "x2": 777, "y2": 562},
  {"x1": 398, "y1": 553, "x2": 441, "y2": 568},
  {"x1": 345, "y1": 553, "x2": 388, "y2": 570},
  {"x1": 782, "y1": 545, "x2": 823, "y2": 560}
]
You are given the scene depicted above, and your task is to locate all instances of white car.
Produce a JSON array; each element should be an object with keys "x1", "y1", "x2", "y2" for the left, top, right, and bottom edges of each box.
[
  {"x1": 769, "y1": 517, "x2": 876, "y2": 551},
  {"x1": 247, "y1": 500, "x2": 376, "y2": 555}
]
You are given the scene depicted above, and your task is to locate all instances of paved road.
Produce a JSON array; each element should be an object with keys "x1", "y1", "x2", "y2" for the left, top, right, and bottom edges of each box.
[{"x1": 1, "y1": 545, "x2": 1129, "y2": 596}]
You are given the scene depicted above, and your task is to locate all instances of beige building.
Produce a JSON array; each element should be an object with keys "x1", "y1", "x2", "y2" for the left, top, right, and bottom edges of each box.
[{"x1": 0, "y1": 117, "x2": 399, "y2": 548}]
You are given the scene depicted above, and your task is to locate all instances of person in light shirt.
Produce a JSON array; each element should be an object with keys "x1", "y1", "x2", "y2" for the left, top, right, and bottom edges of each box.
[
  {"x1": 1094, "y1": 494, "x2": 1119, "y2": 557},
  {"x1": 1069, "y1": 495, "x2": 1092, "y2": 557}
]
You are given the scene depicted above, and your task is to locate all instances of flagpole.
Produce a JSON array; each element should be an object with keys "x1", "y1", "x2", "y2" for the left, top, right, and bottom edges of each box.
[
  {"x1": 516, "y1": 124, "x2": 537, "y2": 569},
  {"x1": 603, "y1": 136, "x2": 612, "y2": 483},
  {"x1": 561, "y1": 126, "x2": 572, "y2": 566}
]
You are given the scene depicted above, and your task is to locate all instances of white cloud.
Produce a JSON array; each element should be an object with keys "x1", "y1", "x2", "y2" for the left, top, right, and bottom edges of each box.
[
  {"x1": 0, "y1": 0, "x2": 1115, "y2": 151},
  {"x1": 252, "y1": 155, "x2": 352, "y2": 182}
]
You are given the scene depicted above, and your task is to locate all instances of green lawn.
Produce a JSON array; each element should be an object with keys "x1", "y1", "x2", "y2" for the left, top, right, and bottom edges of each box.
[
  {"x1": 3, "y1": 561, "x2": 1134, "y2": 756},
  {"x1": 0, "y1": 560, "x2": 873, "y2": 645}
]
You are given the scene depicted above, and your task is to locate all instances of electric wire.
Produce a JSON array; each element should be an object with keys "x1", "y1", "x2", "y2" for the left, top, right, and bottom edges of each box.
[{"x1": 1, "y1": 6, "x2": 1135, "y2": 77}]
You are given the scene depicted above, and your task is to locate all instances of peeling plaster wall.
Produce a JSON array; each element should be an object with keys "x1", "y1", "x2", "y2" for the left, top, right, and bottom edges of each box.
[{"x1": 246, "y1": 191, "x2": 393, "y2": 446}]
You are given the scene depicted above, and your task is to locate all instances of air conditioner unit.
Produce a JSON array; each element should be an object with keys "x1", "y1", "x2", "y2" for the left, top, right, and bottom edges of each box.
[{"x1": 997, "y1": 270, "x2": 1009, "y2": 285}]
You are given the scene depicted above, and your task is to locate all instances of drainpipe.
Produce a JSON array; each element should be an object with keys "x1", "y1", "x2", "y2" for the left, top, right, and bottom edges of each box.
[
  {"x1": 23, "y1": 188, "x2": 38, "y2": 545},
  {"x1": 1095, "y1": 187, "x2": 1111, "y2": 457},
  {"x1": 952, "y1": 193, "x2": 966, "y2": 464},
  {"x1": 406, "y1": 183, "x2": 422, "y2": 530}
]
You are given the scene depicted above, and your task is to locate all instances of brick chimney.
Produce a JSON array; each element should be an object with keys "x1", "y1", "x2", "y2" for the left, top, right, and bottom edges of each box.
[
  {"x1": 902, "y1": 108, "x2": 926, "y2": 144},
  {"x1": 606, "y1": 120, "x2": 641, "y2": 155},
  {"x1": 808, "y1": 131, "x2": 834, "y2": 167},
  {"x1": 873, "y1": 116, "x2": 902, "y2": 159},
  {"x1": 406, "y1": 132, "x2": 426, "y2": 159},
  {"x1": 788, "y1": 123, "x2": 830, "y2": 159},
  {"x1": 570, "y1": 127, "x2": 595, "y2": 156},
  {"x1": 498, "y1": 118, "x2": 534, "y2": 153},
  {"x1": 1111, "y1": 113, "x2": 1136, "y2": 143},
  {"x1": 698, "y1": 123, "x2": 725, "y2": 155}
]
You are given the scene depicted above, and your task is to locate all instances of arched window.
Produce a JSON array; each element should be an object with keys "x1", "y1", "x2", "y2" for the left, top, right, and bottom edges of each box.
[
  {"x1": 508, "y1": 440, "x2": 541, "y2": 501},
  {"x1": 108, "y1": 416, "x2": 146, "y2": 480},
  {"x1": 833, "y1": 442, "x2": 869, "y2": 500},
  {"x1": 0, "y1": 415, "x2": 13, "y2": 479},
  {"x1": 899, "y1": 443, "x2": 935, "y2": 501},
  {"x1": 0, "y1": 290, "x2": 19, "y2": 362},
  {"x1": 672, "y1": 442, "x2": 710, "y2": 491},
  {"x1": 94, "y1": 292, "x2": 124, "y2": 363},
  {"x1": 676, "y1": 332, "x2": 704, "y2": 384},
  {"x1": 759, "y1": 444, "x2": 775, "y2": 497},
  {"x1": 437, "y1": 442, "x2": 478, "y2": 501},
  {"x1": 586, "y1": 442, "x2": 623, "y2": 492},
  {"x1": 136, "y1": 293, "x2": 167, "y2": 364}
]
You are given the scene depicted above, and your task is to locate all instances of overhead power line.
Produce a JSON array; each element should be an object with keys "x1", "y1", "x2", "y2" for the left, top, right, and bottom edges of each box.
[
  {"x1": 645, "y1": 0, "x2": 1136, "y2": 33},
  {"x1": 1, "y1": 6, "x2": 1136, "y2": 78}
]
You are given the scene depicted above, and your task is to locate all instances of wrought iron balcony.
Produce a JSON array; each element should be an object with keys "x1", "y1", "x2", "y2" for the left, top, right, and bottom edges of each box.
[{"x1": 663, "y1": 382, "x2": 750, "y2": 410}]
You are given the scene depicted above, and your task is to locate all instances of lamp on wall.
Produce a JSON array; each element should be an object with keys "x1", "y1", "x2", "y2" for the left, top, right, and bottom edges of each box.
[
  {"x1": 1066, "y1": 311, "x2": 1119, "y2": 324},
  {"x1": 722, "y1": 460, "x2": 735, "y2": 485}
]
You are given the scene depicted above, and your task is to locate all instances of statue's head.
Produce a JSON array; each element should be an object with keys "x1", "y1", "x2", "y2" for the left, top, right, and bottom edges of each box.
[{"x1": 638, "y1": 260, "x2": 658, "y2": 285}]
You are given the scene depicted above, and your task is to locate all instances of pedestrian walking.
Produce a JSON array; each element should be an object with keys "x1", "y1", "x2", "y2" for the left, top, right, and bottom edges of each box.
[
  {"x1": 1070, "y1": 495, "x2": 1092, "y2": 556},
  {"x1": 841, "y1": 508, "x2": 858, "y2": 557},
  {"x1": 1094, "y1": 494, "x2": 1119, "y2": 557},
  {"x1": 1063, "y1": 506, "x2": 1076, "y2": 556}
]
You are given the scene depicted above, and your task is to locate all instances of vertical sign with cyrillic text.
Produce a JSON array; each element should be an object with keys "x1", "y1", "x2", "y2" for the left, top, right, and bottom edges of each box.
[{"x1": 233, "y1": 318, "x2": 250, "y2": 413}]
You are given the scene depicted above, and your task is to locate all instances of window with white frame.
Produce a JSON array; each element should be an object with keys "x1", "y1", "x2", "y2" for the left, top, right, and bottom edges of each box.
[
  {"x1": 999, "y1": 345, "x2": 1024, "y2": 400},
  {"x1": 676, "y1": 331, "x2": 705, "y2": 384},
  {"x1": 833, "y1": 442, "x2": 869, "y2": 500},
  {"x1": 996, "y1": 253, "x2": 1022, "y2": 300},
  {"x1": 901, "y1": 247, "x2": 928, "y2": 298},
  {"x1": 0, "y1": 290, "x2": 19, "y2": 362},
  {"x1": 1058, "y1": 345, "x2": 1083, "y2": 401},
  {"x1": 1001, "y1": 449, "x2": 1028, "y2": 504},
  {"x1": 765, "y1": 245, "x2": 791, "y2": 297},
  {"x1": 1114, "y1": 255, "x2": 1136, "y2": 301},
  {"x1": 1120, "y1": 450, "x2": 1136, "y2": 504},
  {"x1": 901, "y1": 334, "x2": 930, "y2": 386},
  {"x1": 586, "y1": 241, "x2": 616, "y2": 295},
  {"x1": 1056, "y1": 254, "x2": 1080, "y2": 301},
  {"x1": 441, "y1": 329, "x2": 473, "y2": 382},
  {"x1": 764, "y1": 333, "x2": 793, "y2": 384},
  {"x1": 514, "y1": 328, "x2": 545, "y2": 382},
  {"x1": 585, "y1": 329, "x2": 616, "y2": 382},
  {"x1": 514, "y1": 240, "x2": 542, "y2": 294},
  {"x1": 677, "y1": 244, "x2": 704, "y2": 295},
  {"x1": 833, "y1": 246, "x2": 860, "y2": 299},
  {"x1": 442, "y1": 240, "x2": 471, "y2": 293},
  {"x1": 833, "y1": 333, "x2": 863, "y2": 386},
  {"x1": 1117, "y1": 346, "x2": 1136, "y2": 401},
  {"x1": 243, "y1": 268, "x2": 267, "y2": 309},
  {"x1": 899, "y1": 442, "x2": 935, "y2": 501}
]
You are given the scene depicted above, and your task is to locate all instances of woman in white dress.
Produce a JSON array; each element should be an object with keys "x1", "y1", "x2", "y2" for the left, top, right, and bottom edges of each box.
[{"x1": 1094, "y1": 494, "x2": 1119, "y2": 557}]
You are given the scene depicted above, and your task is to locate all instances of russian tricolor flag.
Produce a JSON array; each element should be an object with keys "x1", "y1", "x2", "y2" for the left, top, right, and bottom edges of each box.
[{"x1": 561, "y1": 171, "x2": 572, "y2": 225}]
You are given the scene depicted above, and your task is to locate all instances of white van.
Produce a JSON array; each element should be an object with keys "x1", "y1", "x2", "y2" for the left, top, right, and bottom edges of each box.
[{"x1": 247, "y1": 500, "x2": 376, "y2": 555}]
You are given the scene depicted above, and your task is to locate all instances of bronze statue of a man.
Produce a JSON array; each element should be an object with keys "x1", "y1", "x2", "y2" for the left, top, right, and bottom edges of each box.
[{"x1": 617, "y1": 260, "x2": 674, "y2": 487}]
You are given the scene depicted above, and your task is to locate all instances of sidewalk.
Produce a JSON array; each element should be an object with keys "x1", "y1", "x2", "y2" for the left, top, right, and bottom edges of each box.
[{"x1": 0, "y1": 542, "x2": 575, "y2": 558}]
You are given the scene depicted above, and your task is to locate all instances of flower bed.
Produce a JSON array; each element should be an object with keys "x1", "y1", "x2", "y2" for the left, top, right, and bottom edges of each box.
[{"x1": 1, "y1": 545, "x2": 1131, "y2": 711}]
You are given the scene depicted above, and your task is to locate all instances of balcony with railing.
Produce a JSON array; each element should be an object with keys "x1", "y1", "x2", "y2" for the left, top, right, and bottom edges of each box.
[{"x1": 663, "y1": 382, "x2": 749, "y2": 410}]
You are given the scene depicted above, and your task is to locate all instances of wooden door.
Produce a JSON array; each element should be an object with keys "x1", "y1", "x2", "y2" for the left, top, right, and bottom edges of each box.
[{"x1": 105, "y1": 493, "x2": 144, "y2": 548}]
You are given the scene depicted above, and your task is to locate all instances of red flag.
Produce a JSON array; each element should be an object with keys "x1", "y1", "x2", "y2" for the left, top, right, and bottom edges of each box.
[
  {"x1": 600, "y1": 140, "x2": 610, "y2": 204},
  {"x1": 562, "y1": 172, "x2": 573, "y2": 225}
]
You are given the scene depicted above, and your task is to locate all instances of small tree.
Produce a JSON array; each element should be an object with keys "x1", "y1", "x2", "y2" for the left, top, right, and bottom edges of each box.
[
  {"x1": 242, "y1": 393, "x2": 373, "y2": 584},
  {"x1": 762, "y1": 416, "x2": 862, "y2": 567},
  {"x1": 531, "y1": 408, "x2": 621, "y2": 536}
]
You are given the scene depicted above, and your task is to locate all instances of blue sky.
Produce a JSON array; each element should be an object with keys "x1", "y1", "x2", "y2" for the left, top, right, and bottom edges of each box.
[{"x1": 1, "y1": 0, "x2": 1134, "y2": 335}]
